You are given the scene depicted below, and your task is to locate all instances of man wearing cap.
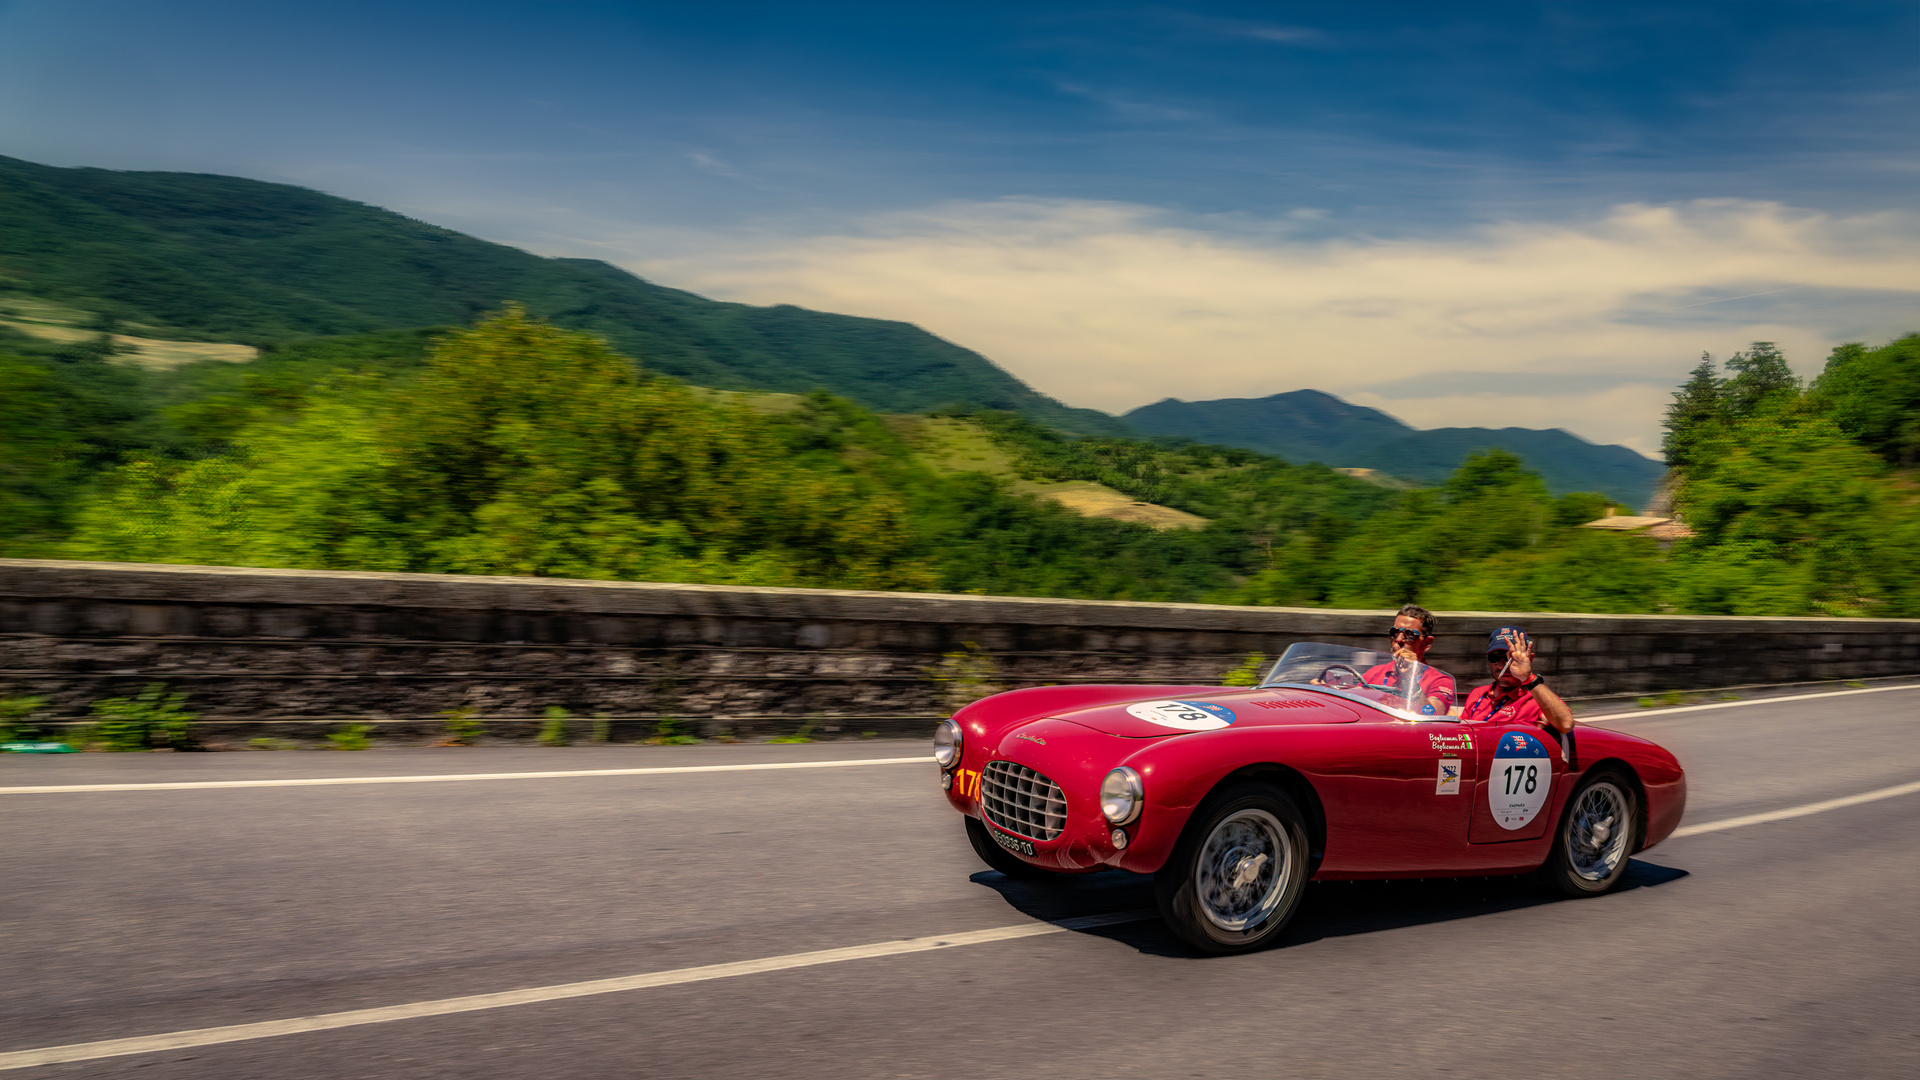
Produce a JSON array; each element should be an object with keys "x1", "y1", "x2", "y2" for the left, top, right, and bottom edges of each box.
[
  {"x1": 1363, "y1": 604, "x2": 1456, "y2": 716},
  {"x1": 1461, "y1": 625, "x2": 1574, "y2": 733}
]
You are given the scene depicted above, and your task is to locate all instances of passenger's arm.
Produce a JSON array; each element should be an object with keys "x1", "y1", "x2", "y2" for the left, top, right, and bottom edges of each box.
[
  {"x1": 1528, "y1": 681, "x2": 1574, "y2": 733},
  {"x1": 1505, "y1": 641, "x2": 1573, "y2": 733}
]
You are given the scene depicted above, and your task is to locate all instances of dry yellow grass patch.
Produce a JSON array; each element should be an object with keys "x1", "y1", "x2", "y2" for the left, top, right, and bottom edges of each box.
[
  {"x1": 1013, "y1": 479, "x2": 1207, "y2": 530},
  {"x1": 0, "y1": 296, "x2": 257, "y2": 369},
  {"x1": 685, "y1": 387, "x2": 807, "y2": 414},
  {"x1": 899, "y1": 416, "x2": 1207, "y2": 531}
]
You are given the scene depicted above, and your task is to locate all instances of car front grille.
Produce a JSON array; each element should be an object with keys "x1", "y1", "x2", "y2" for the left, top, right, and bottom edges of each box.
[{"x1": 980, "y1": 760, "x2": 1068, "y2": 841}]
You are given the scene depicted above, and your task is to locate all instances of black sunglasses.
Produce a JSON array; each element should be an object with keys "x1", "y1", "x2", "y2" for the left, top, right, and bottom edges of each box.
[
  {"x1": 1486, "y1": 650, "x2": 1511, "y2": 665},
  {"x1": 1389, "y1": 627, "x2": 1424, "y2": 640}
]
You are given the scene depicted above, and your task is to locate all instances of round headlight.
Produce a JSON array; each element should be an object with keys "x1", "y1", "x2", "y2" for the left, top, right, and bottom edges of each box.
[
  {"x1": 933, "y1": 718, "x2": 963, "y2": 769},
  {"x1": 1100, "y1": 767, "x2": 1144, "y2": 825}
]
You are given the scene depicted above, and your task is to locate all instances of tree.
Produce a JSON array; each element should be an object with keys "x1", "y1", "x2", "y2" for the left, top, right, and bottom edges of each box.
[
  {"x1": 1662, "y1": 353, "x2": 1723, "y2": 472},
  {"x1": 1810, "y1": 335, "x2": 1920, "y2": 465},
  {"x1": 1671, "y1": 416, "x2": 1889, "y2": 615},
  {"x1": 1722, "y1": 342, "x2": 1798, "y2": 419}
]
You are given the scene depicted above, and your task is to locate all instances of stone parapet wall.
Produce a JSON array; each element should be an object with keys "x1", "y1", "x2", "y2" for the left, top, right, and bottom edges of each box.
[{"x1": 4, "y1": 559, "x2": 1918, "y2": 742}]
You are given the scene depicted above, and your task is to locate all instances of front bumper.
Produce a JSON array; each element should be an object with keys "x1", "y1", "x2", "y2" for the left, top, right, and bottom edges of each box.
[{"x1": 941, "y1": 718, "x2": 1184, "y2": 874}]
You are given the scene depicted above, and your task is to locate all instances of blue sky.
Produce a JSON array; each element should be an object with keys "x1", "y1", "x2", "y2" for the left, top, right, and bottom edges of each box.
[{"x1": 2, "y1": 1, "x2": 1915, "y2": 454}]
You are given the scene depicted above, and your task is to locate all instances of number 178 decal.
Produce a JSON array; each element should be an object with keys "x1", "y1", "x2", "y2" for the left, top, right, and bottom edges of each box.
[
  {"x1": 953, "y1": 769, "x2": 982, "y2": 799},
  {"x1": 1489, "y1": 731, "x2": 1553, "y2": 829}
]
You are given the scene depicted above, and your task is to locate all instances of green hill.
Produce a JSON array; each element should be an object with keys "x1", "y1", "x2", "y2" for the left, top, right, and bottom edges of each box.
[
  {"x1": 1124, "y1": 389, "x2": 1664, "y2": 506},
  {"x1": 0, "y1": 154, "x2": 1125, "y2": 435}
]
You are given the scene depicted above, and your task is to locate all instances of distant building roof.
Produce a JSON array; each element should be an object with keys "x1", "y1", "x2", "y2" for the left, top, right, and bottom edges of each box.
[
  {"x1": 1581, "y1": 514, "x2": 1672, "y2": 530},
  {"x1": 1579, "y1": 508, "x2": 1694, "y2": 540}
]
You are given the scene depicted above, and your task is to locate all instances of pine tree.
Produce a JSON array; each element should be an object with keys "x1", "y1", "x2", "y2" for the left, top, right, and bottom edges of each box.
[{"x1": 1663, "y1": 353, "x2": 1724, "y2": 472}]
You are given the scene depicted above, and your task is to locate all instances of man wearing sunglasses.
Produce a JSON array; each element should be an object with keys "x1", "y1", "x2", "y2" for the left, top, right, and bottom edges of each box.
[
  {"x1": 1363, "y1": 604, "x2": 1456, "y2": 715},
  {"x1": 1461, "y1": 625, "x2": 1574, "y2": 733}
]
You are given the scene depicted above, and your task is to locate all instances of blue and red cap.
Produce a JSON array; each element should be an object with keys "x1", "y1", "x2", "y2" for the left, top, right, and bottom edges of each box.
[{"x1": 1486, "y1": 625, "x2": 1531, "y2": 653}]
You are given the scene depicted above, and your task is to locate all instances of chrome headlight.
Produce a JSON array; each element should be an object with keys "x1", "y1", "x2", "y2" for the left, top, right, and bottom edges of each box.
[
  {"x1": 1100, "y1": 767, "x2": 1144, "y2": 825},
  {"x1": 933, "y1": 718, "x2": 963, "y2": 769}
]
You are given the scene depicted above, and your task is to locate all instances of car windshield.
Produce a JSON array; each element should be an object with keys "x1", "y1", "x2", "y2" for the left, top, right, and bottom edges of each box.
[{"x1": 1259, "y1": 642, "x2": 1457, "y2": 719}]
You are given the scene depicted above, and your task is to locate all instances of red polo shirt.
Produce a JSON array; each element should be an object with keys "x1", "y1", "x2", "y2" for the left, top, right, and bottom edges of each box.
[
  {"x1": 1362, "y1": 661, "x2": 1456, "y2": 714},
  {"x1": 1461, "y1": 682, "x2": 1545, "y2": 726}
]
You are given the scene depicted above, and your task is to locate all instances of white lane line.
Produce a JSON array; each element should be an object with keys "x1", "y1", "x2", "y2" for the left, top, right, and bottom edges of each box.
[
  {"x1": 1579, "y1": 682, "x2": 1920, "y2": 726},
  {"x1": 0, "y1": 757, "x2": 927, "y2": 795},
  {"x1": 7, "y1": 776, "x2": 1920, "y2": 1071},
  {"x1": 0, "y1": 911, "x2": 1149, "y2": 1071},
  {"x1": 8, "y1": 683, "x2": 1913, "y2": 795},
  {"x1": 1670, "y1": 779, "x2": 1920, "y2": 838}
]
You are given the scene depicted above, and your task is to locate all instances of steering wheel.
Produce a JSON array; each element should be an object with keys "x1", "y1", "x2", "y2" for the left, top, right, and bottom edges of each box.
[{"x1": 1319, "y1": 664, "x2": 1366, "y2": 690}]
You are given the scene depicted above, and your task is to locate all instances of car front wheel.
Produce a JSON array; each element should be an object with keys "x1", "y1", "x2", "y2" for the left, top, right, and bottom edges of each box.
[
  {"x1": 1155, "y1": 784, "x2": 1309, "y2": 955},
  {"x1": 1543, "y1": 768, "x2": 1638, "y2": 897}
]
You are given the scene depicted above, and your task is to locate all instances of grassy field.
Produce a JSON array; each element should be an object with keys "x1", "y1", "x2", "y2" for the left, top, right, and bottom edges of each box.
[
  {"x1": 899, "y1": 416, "x2": 1207, "y2": 530},
  {"x1": 0, "y1": 294, "x2": 257, "y2": 369}
]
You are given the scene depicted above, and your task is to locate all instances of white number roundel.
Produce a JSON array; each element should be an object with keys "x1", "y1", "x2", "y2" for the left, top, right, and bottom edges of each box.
[
  {"x1": 1124, "y1": 699, "x2": 1236, "y2": 731},
  {"x1": 1488, "y1": 730, "x2": 1553, "y2": 829}
]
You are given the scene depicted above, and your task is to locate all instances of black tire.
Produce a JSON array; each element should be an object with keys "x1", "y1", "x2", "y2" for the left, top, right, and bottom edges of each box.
[
  {"x1": 1155, "y1": 783, "x2": 1310, "y2": 955},
  {"x1": 1543, "y1": 768, "x2": 1639, "y2": 898},
  {"x1": 965, "y1": 816, "x2": 1056, "y2": 879}
]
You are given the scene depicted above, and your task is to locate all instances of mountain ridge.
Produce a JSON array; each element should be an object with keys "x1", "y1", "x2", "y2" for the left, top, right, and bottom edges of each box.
[
  {"x1": 2, "y1": 153, "x2": 1665, "y2": 497},
  {"x1": 1124, "y1": 389, "x2": 1663, "y2": 506},
  {"x1": 0, "y1": 154, "x2": 1127, "y2": 435}
]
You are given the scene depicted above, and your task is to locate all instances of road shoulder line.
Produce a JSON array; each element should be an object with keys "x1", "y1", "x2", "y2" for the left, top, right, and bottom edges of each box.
[
  {"x1": 1578, "y1": 682, "x2": 1920, "y2": 726},
  {"x1": 0, "y1": 912, "x2": 1146, "y2": 1071},
  {"x1": 1669, "y1": 779, "x2": 1920, "y2": 837},
  {"x1": 5, "y1": 779, "x2": 1920, "y2": 1069},
  {"x1": 0, "y1": 756, "x2": 927, "y2": 795}
]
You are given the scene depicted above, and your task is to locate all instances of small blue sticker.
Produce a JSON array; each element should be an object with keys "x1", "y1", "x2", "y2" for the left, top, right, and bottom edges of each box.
[
  {"x1": 1177, "y1": 701, "x2": 1236, "y2": 723},
  {"x1": 1495, "y1": 731, "x2": 1550, "y2": 758}
]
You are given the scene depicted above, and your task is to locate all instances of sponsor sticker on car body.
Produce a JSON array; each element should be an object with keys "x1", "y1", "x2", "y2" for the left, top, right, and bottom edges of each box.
[
  {"x1": 1490, "y1": 731, "x2": 1553, "y2": 828},
  {"x1": 1124, "y1": 699, "x2": 1237, "y2": 731}
]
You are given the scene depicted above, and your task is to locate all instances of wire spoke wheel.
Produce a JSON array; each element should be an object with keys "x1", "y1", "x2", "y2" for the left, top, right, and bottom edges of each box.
[
  {"x1": 1194, "y1": 809, "x2": 1292, "y2": 931},
  {"x1": 1545, "y1": 769, "x2": 1638, "y2": 897},
  {"x1": 1158, "y1": 783, "x2": 1310, "y2": 954},
  {"x1": 1566, "y1": 780, "x2": 1631, "y2": 882}
]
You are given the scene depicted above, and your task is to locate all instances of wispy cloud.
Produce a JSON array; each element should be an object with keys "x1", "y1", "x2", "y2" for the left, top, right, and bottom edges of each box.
[
  {"x1": 625, "y1": 198, "x2": 1919, "y2": 455},
  {"x1": 1051, "y1": 80, "x2": 1215, "y2": 125},
  {"x1": 1239, "y1": 25, "x2": 1324, "y2": 45},
  {"x1": 686, "y1": 150, "x2": 745, "y2": 178},
  {"x1": 1148, "y1": 9, "x2": 1328, "y2": 46}
]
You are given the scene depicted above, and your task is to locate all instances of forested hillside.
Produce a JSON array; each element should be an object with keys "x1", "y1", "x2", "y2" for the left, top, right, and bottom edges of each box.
[
  {"x1": 1125, "y1": 389, "x2": 1665, "y2": 505},
  {"x1": 0, "y1": 155, "x2": 1123, "y2": 434},
  {"x1": 5, "y1": 303, "x2": 1912, "y2": 616}
]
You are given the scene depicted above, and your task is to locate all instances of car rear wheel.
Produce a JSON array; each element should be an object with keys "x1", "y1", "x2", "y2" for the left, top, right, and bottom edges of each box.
[
  {"x1": 1155, "y1": 784, "x2": 1309, "y2": 955},
  {"x1": 1543, "y1": 768, "x2": 1638, "y2": 898},
  {"x1": 964, "y1": 816, "x2": 1057, "y2": 879}
]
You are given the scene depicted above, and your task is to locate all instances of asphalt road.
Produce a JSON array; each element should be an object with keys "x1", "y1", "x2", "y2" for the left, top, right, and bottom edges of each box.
[{"x1": 4, "y1": 686, "x2": 1919, "y2": 1078}]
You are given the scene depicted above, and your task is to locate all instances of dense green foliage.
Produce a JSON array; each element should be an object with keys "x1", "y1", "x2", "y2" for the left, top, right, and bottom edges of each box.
[
  {"x1": 7, "y1": 307, "x2": 1915, "y2": 617},
  {"x1": 0, "y1": 154, "x2": 1124, "y2": 434},
  {"x1": 0, "y1": 327, "x2": 173, "y2": 547},
  {"x1": 1811, "y1": 335, "x2": 1920, "y2": 466},
  {"x1": 1658, "y1": 336, "x2": 1920, "y2": 616}
]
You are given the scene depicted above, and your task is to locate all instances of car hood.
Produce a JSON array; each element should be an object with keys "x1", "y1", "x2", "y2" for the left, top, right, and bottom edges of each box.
[{"x1": 1051, "y1": 687, "x2": 1364, "y2": 739}]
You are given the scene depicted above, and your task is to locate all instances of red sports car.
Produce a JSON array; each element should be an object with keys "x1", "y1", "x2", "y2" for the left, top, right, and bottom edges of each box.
[{"x1": 934, "y1": 642, "x2": 1687, "y2": 954}]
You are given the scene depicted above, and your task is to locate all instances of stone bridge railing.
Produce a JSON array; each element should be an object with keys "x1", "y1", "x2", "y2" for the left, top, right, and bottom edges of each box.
[{"x1": 4, "y1": 559, "x2": 1917, "y2": 744}]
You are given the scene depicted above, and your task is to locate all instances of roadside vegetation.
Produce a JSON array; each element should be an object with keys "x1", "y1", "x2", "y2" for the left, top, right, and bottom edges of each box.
[{"x1": 1, "y1": 304, "x2": 1915, "y2": 616}]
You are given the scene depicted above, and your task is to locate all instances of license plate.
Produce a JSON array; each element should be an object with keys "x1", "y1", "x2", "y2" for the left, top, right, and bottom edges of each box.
[{"x1": 988, "y1": 826, "x2": 1035, "y2": 856}]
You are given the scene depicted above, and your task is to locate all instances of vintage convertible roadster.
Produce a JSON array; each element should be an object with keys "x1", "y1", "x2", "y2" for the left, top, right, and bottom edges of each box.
[{"x1": 934, "y1": 642, "x2": 1686, "y2": 953}]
